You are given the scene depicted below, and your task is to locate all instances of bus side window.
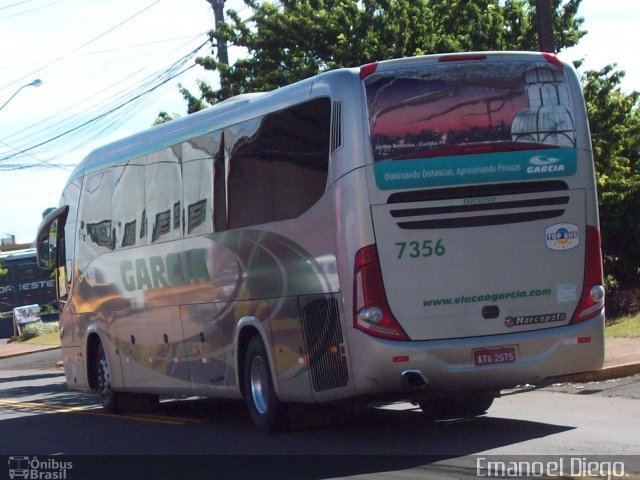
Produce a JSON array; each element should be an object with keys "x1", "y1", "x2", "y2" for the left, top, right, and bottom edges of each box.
[
  {"x1": 183, "y1": 132, "x2": 218, "y2": 236},
  {"x1": 55, "y1": 222, "x2": 69, "y2": 307},
  {"x1": 77, "y1": 170, "x2": 114, "y2": 271},
  {"x1": 112, "y1": 158, "x2": 146, "y2": 249},
  {"x1": 147, "y1": 146, "x2": 183, "y2": 243},
  {"x1": 61, "y1": 178, "x2": 81, "y2": 292},
  {"x1": 213, "y1": 138, "x2": 226, "y2": 232},
  {"x1": 225, "y1": 98, "x2": 331, "y2": 229}
]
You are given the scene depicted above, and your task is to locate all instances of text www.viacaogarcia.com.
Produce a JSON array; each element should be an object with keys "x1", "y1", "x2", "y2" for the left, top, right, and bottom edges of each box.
[{"x1": 423, "y1": 288, "x2": 553, "y2": 307}]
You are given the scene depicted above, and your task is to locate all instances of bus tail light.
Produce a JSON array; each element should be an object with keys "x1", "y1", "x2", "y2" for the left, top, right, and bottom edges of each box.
[
  {"x1": 571, "y1": 226, "x2": 605, "y2": 324},
  {"x1": 542, "y1": 52, "x2": 563, "y2": 65},
  {"x1": 438, "y1": 53, "x2": 487, "y2": 62},
  {"x1": 360, "y1": 62, "x2": 378, "y2": 80},
  {"x1": 353, "y1": 244, "x2": 409, "y2": 340}
]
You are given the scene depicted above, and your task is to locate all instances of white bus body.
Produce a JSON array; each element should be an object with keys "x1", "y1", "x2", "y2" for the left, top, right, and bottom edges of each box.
[{"x1": 37, "y1": 52, "x2": 604, "y2": 431}]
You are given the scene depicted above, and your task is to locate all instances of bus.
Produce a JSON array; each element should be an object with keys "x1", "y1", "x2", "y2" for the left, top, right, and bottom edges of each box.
[
  {"x1": 0, "y1": 248, "x2": 56, "y2": 313},
  {"x1": 36, "y1": 51, "x2": 605, "y2": 432}
]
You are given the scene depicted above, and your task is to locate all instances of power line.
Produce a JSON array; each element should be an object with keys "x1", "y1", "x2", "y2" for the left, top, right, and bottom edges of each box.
[
  {"x1": 0, "y1": 138, "x2": 71, "y2": 171},
  {"x1": 0, "y1": 0, "x2": 67, "y2": 20},
  {"x1": 0, "y1": 63, "x2": 197, "y2": 166},
  {"x1": 2, "y1": 33, "x2": 208, "y2": 147},
  {"x1": 0, "y1": 0, "x2": 164, "y2": 91},
  {"x1": 0, "y1": 0, "x2": 35, "y2": 11},
  {"x1": 0, "y1": 33, "x2": 205, "y2": 70},
  {"x1": 0, "y1": 41, "x2": 206, "y2": 168},
  {"x1": 79, "y1": 33, "x2": 208, "y2": 56},
  {"x1": 0, "y1": 1, "x2": 254, "y2": 170}
]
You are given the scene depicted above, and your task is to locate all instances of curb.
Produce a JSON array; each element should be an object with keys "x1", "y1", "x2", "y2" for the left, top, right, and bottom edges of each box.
[
  {"x1": 0, "y1": 345, "x2": 60, "y2": 361},
  {"x1": 539, "y1": 362, "x2": 640, "y2": 387}
]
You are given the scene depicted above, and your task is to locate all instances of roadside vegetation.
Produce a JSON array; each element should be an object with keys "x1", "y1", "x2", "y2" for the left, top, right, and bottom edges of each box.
[
  {"x1": 19, "y1": 321, "x2": 60, "y2": 344},
  {"x1": 605, "y1": 312, "x2": 640, "y2": 338}
]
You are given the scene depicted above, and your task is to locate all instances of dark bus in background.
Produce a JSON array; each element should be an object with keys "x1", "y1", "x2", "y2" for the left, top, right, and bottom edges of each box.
[{"x1": 0, "y1": 248, "x2": 56, "y2": 313}]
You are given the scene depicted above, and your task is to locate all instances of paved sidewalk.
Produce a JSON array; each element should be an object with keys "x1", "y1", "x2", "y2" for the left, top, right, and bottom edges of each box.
[
  {"x1": 0, "y1": 336, "x2": 638, "y2": 383},
  {"x1": 543, "y1": 336, "x2": 640, "y2": 385},
  {"x1": 0, "y1": 339, "x2": 60, "y2": 359}
]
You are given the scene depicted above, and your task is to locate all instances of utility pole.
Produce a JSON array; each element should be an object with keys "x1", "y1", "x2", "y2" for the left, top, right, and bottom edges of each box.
[
  {"x1": 207, "y1": 0, "x2": 229, "y2": 66},
  {"x1": 535, "y1": 0, "x2": 555, "y2": 53}
]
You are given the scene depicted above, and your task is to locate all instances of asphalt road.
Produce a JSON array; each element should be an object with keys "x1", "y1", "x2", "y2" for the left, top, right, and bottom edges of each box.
[{"x1": 1, "y1": 350, "x2": 639, "y2": 479}]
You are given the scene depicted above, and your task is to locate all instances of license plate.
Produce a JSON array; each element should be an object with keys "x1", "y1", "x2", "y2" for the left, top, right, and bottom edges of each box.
[{"x1": 474, "y1": 347, "x2": 516, "y2": 366}]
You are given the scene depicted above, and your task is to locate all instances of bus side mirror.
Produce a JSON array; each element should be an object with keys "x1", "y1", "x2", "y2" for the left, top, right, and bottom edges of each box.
[
  {"x1": 36, "y1": 234, "x2": 51, "y2": 269},
  {"x1": 35, "y1": 205, "x2": 68, "y2": 270},
  {"x1": 36, "y1": 223, "x2": 58, "y2": 269}
]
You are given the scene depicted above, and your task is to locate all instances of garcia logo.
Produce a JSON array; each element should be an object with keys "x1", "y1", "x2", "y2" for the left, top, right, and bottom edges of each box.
[
  {"x1": 527, "y1": 155, "x2": 565, "y2": 174},
  {"x1": 545, "y1": 223, "x2": 580, "y2": 251}
]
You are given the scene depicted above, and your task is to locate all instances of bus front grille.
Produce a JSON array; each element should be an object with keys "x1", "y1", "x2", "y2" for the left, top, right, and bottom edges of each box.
[{"x1": 301, "y1": 297, "x2": 349, "y2": 392}]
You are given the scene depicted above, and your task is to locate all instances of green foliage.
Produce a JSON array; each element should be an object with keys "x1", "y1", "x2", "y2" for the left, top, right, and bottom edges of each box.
[
  {"x1": 166, "y1": 0, "x2": 640, "y2": 294},
  {"x1": 152, "y1": 111, "x2": 181, "y2": 126},
  {"x1": 607, "y1": 289, "x2": 640, "y2": 319},
  {"x1": 19, "y1": 321, "x2": 60, "y2": 342},
  {"x1": 581, "y1": 66, "x2": 640, "y2": 290},
  {"x1": 605, "y1": 312, "x2": 640, "y2": 338},
  {"x1": 185, "y1": 0, "x2": 585, "y2": 106}
]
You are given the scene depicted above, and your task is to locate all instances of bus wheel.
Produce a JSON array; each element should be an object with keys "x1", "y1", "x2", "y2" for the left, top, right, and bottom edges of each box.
[
  {"x1": 243, "y1": 336, "x2": 289, "y2": 432},
  {"x1": 96, "y1": 342, "x2": 120, "y2": 413}
]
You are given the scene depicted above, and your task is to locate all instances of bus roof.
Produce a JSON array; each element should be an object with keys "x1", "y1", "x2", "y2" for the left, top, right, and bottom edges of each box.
[
  {"x1": 0, "y1": 248, "x2": 36, "y2": 261},
  {"x1": 66, "y1": 67, "x2": 357, "y2": 185},
  {"x1": 65, "y1": 51, "x2": 570, "y2": 187}
]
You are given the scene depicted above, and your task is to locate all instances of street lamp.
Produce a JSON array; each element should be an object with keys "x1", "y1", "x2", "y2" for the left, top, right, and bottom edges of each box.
[{"x1": 0, "y1": 79, "x2": 43, "y2": 113}]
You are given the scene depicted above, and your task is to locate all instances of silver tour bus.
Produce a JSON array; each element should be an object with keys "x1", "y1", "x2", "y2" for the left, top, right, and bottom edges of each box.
[{"x1": 37, "y1": 51, "x2": 605, "y2": 432}]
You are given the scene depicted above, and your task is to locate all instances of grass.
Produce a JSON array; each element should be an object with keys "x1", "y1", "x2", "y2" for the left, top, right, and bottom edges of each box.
[
  {"x1": 22, "y1": 330, "x2": 61, "y2": 346},
  {"x1": 18, "y1": 321, "x2": 60, "y2": 344},
  {"x1": 605, "y1": 312, "x2": 640, "y2": 338}
]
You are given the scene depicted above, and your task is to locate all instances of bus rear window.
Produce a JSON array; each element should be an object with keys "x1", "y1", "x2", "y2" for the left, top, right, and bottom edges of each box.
[{"x1": 365, "y1": 61, "x2": 576, "y2": 162}]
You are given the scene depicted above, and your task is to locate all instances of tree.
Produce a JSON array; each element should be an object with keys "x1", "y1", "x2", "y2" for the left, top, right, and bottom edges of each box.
[
  {"x1": 152, "y1": 111, "x2": 180, "y2": 126},
  {"x1": 163, "y1": 0, "x2": 640, "y2": 302},
  {"x1": 581, "y1": 65, "x2": 640, "y2": 291},
  {"x1": 182, "y1": 0, "x2": 585, "y2": 108}
]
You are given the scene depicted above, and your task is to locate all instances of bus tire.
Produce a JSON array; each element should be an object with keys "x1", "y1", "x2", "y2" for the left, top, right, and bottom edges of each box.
[
  {"x1": 243, "y1": 335, "x2": 289, "y2": 432},
  {"x1": 96, "y1": 342, "x2": 120, "y2": 413}
]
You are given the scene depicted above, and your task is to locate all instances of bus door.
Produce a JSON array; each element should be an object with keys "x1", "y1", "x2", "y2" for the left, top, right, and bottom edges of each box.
[{"x1": 36, "y1": 205, "x2": 70, "y2": 312}]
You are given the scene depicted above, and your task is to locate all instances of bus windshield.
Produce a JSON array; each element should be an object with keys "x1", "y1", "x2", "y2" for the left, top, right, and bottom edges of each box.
[{"x1": 366, "y1": 60, "x2": 576, "y2": 162}]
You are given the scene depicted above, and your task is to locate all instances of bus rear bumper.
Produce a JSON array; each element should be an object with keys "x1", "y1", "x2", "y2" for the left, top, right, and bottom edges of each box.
[{"x1": 346, "y1": 313, "x2": 605, "y2": 397}]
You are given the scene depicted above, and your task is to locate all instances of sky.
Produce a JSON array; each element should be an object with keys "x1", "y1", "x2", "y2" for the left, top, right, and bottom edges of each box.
[{"x1": 0, "y1": 0, "x2": 639, "y2": 244}]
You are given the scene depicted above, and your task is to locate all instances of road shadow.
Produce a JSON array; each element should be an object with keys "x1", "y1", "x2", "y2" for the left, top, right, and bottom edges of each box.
[
  {"x1": 3, "y1": 395, "x2": 572, "y2": 446},
  {"x1": 0, "y1": 371, "x2": 97, "y2": 406},
  {"x1": 0, "y1": 371, "x2": 63, "y2": 384},
  {"x1": 0, "y1": 397, "x2": 577, "y2": 479},
  {"x1": 167, "y1": 398, "x2": 575, "y2": 456},
  {"x1": 0, "y1": 391, "x2": 581, "y2": 480}
]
